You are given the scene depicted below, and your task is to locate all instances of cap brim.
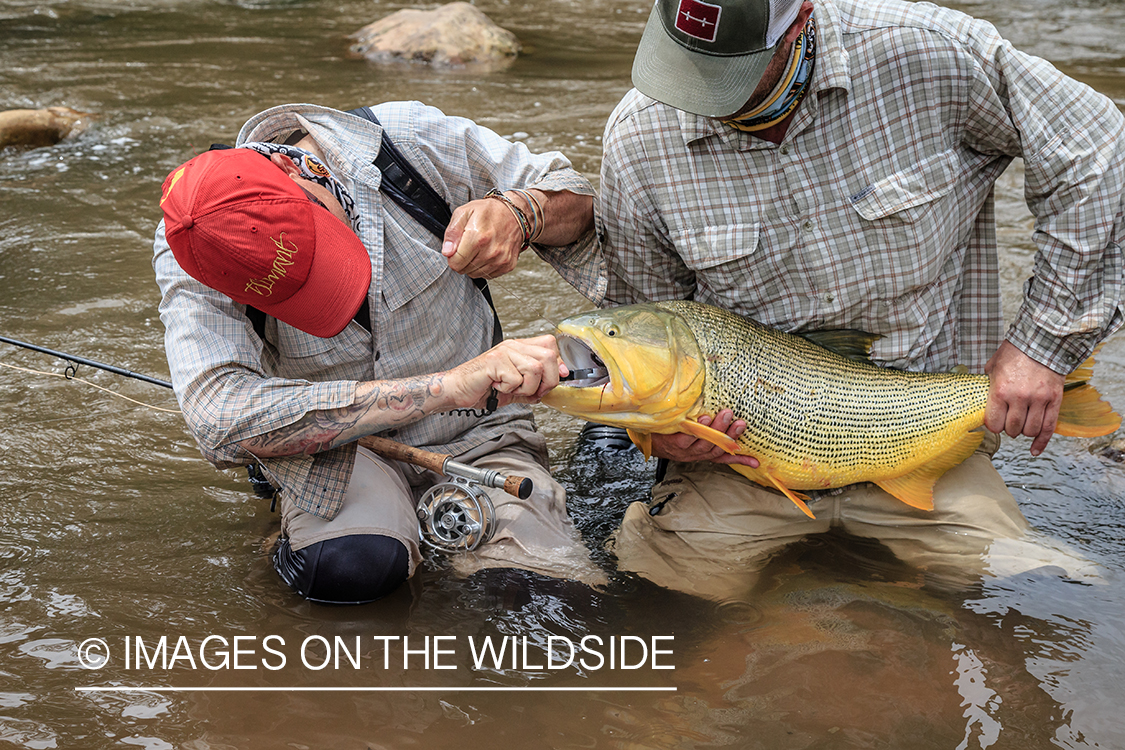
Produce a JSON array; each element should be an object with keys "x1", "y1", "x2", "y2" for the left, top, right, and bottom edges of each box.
[
  {"x1": 631, "y1": 3, "x2": 779, "y2": 118},
  {"x1": 266, "y1": 209, "x2": 372, "y2": 339}
]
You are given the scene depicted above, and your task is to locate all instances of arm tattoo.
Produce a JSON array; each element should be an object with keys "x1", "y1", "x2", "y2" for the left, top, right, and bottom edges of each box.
[{"x1": 241, "y1": 374, "x2": 448, "y2": 457}]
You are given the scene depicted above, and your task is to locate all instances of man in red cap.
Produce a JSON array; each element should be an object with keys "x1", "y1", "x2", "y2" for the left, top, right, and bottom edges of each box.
[
  {"x1": 154, "y1": 101, "x2": 607, "y2": 604},
  {"x1": 593, "y1": 0, "x2": 1125, "y2": 601}
]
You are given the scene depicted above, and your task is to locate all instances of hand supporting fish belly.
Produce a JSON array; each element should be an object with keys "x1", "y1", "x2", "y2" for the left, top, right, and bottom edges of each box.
[
  {"x1": 647, "y1": 410, "x2": 760, "y2": 468},
  {"x1": 541, "y1": 301, "x2": 1121, "y2": 519}
]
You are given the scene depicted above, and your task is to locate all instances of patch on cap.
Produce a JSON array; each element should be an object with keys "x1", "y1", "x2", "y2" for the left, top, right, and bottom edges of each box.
[
  {"x1": 632, "y1": 0, "x2": 804, "y2": 117},
  {"x1": 675, "y1": 0, "x2": 722, "y2": 43}
]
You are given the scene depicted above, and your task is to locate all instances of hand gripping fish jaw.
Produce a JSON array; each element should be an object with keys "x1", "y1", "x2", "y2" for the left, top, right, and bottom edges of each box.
[
  {"x1": 557, "y1": 335, "x2": 610, "y2": 387},
  {"x1": 357, "y1": 435, "x2": 533, "y2": 553}
]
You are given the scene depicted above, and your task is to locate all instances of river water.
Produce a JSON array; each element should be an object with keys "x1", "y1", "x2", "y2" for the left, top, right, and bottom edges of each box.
[{"x1": 1, "y1": 1, "x2": 1124, "y2": 748}]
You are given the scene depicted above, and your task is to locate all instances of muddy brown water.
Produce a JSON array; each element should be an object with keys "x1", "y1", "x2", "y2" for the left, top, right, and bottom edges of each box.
[{"x1": 2, "y1": 1, "x2": 1124, "y2": 748}]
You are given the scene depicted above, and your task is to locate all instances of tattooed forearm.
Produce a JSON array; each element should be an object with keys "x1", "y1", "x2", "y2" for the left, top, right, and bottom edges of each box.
[{"x1": 238, "y1": 373, "x2": 450, "y2": 458}]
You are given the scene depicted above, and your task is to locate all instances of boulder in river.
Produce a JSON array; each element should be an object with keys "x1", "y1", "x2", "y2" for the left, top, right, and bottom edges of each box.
[
  {"x1": 0, "y1": 106, "x2": 97, "y2": 149},
  {"x1": 348, "y1": 2, "x2": 521, "y2": 69}
]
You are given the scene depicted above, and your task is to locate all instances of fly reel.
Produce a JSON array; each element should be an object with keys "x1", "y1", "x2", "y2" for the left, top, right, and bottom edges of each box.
[
  {"x1": 356, "y1": 435, "x2": 530, "y2": 555},
  {"x1": 416, "y1": 476, "x2": 496, "y2": 552}
]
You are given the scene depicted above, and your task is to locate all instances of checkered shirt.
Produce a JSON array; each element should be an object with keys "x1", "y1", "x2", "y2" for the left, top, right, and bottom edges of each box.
[
  {"x1": 597, "y1": 0, "x2": 1124, "y2": 373},
  {"x1": 154, "y1": 101, "x2": 597, "y2": 520}
]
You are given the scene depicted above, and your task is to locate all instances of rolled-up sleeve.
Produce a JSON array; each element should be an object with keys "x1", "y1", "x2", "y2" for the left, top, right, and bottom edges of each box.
[{"x1": 400, "y1": 101, "x2": 606, "y2": 303}]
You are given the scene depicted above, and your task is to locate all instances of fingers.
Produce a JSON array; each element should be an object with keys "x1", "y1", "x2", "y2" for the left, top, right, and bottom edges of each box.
[
  {"x1": 651, "y1": 410, "x2": 758, "y2": 468},
  {"x1": 441, "y1": 207, "x2": 471, "y2": 268},
  {"x1": 442, "y1": 199, "x2": 523, "y2": 278},
  {"x1": 984, "y1": 341, "x2": 1064, "y2": 456},
  {"x1": 450, "y1": 335, "x2": 562, "y2": 410}
]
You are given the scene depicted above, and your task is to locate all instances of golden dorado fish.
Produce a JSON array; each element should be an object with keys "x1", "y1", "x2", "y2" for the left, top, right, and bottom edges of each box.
[{"x1": 542, "y1": 301, "x2": 1121, "y2": 518}]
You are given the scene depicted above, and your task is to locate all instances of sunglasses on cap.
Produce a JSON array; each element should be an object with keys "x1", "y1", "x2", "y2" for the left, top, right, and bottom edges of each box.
[{"x1": 208, "y1": 142, "x2": 331, "y2": 212}]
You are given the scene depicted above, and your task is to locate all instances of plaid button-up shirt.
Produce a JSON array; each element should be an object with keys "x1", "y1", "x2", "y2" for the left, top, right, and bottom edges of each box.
[
  {"x1": 154, "y1": 101, "x2": 599, "y2": 520},
  {"x1": 597, "y1": 0, "x2": 1124, "y2": 374}
]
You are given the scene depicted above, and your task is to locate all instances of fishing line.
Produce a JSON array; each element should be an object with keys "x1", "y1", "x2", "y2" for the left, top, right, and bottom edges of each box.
[
  {"x1": 458, "y1": 252, "x2": 563, "y2": 334},
  {"x1": 0, "y1": 335, "x2": 180, "y2": 415},
  {"x1": 0, "y1": 360, "x2": 181, "y2": 414}
]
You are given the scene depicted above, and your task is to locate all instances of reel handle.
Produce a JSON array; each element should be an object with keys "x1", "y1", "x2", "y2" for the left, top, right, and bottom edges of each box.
[
  {"x1": 502, "y1": 474, "x2": 534, "y2": 500},
  {"x1": 357, "y1": 435, "x2": 534, "y2": 499}
]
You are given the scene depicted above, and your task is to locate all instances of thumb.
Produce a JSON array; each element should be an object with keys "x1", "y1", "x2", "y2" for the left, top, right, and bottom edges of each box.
[{"x1": 442, "y1": 206, "x2": 472, "y2": 261}]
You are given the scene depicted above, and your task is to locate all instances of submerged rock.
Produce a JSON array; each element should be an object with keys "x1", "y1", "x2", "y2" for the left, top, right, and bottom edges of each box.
[
  {"x1": 0, "y1": 106, "x2": 96, "y2": 149},
  {"x1": 348, "y1": 2, "x2": 520, "y2": 69},
  {"x1": 1096, "y1": 435, "x2": 1125, "y2": 463}
]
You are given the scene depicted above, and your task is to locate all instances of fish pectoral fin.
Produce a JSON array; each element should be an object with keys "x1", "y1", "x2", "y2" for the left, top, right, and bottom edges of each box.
[
  {"x1": 873, "y1": 431, "x2": 984, "y2": 511},
  {"x1": 728, "y1": 464, "x2": 816, "y2": 519},
  {"x1": 678, "y1": 420, "x2": 742, "y2": 454},
  {"x1": 626, "y1": 428, "x2": 653, "y2": 460}
]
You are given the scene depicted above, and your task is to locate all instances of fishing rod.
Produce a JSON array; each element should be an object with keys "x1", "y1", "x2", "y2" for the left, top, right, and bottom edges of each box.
[
  {"x1": 0, "y1": 334, "x2": 173, "y2": 389},
  {"x1": 1, "y1": 333, "x2": 524, "y2": 551}
]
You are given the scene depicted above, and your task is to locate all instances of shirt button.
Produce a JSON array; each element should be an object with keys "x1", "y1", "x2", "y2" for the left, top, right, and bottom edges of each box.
[
  {"x1": 803, "y1": 219, "x2": 814, "y2": 232},
  {"x1": 825, "y1": 293, "x2": 835, "y2": 303},
  {"x1": 780, "y1": 145, "x2": 790, "y2": 155}
]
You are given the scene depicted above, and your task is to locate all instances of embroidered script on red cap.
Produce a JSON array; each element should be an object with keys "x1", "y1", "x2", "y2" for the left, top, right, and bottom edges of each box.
[{"x1": 245, "y1": 233, "x2": 300, "y2": 298}]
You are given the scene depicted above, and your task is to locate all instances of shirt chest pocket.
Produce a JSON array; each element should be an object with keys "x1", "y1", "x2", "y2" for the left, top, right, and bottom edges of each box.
[
  {"x1": 269, "y1": 318, "x2": 372, "y2": 381},
  {"x1": 848, "y1": 148, "x2": 962, "y2": 298},
  {"x1": 381, "y1": 239, "x2": 448, "y2": 312},
  {"x1": 674, "y1": 223, "x2": 803, "y2": 311}
]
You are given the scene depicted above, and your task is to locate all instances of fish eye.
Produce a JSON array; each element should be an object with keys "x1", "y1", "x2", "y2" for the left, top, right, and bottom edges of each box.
[{"x1": 601, "y1": 323, "x2": 621, "y2": 337}]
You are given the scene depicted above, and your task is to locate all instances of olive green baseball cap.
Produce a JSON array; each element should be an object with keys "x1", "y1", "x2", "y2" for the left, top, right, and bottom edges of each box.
[{"x1": 632, "y1": 0, "x2": 803, "y2": 117}]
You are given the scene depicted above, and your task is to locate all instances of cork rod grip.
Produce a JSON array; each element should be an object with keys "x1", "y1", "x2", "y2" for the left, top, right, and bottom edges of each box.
[
  {"x1": 357, "y1": 435, "x2": 448, "y2": 474},
  {"x1": 357, "y1": 435, "x2": 534, "y2": 499}
]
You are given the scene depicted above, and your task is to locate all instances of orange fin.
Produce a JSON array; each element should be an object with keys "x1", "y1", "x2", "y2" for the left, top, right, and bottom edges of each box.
[
  {"x1": 728, "y1": 464, "x2": 816, "y2": 519},
  {"x1": 626, "y1": 428, "x2": 653, "y2": 460},
  {"x1": 874, "y1": 431, "x2": 983, "y2": 510},
  {"x1": 1056, "y1": 346, "x2": 1122, "y2": 437},
  {"x1": 678, "y1": 420, "x2": 741, "y2": 454}
]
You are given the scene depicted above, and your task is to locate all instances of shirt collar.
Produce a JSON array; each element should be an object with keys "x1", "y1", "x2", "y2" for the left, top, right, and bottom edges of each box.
[{"x1": 236, "y1": 103, "x2": 383, "y2": 185}]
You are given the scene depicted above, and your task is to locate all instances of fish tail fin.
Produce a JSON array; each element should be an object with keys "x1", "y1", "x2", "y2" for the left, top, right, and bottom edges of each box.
[
  {"x1": 1056, "y1": 346, "x2": 1121, "y2": 437},
  {"x1": 874, "y1": 430, "x2": 984, "y2": 511}
]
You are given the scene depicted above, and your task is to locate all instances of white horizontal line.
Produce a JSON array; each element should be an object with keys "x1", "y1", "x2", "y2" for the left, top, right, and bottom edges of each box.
[{"x1": 75, "y1": 686, "x2": 676, "y2": 693}]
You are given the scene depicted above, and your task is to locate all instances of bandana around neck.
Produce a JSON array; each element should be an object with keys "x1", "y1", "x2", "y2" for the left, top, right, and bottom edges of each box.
[
  {"x1": 240, "y1": 141, "x2": 361, "y2": 234},
  {"x1": 723, "y1": 14, "x2": 817, "y2": 133}
]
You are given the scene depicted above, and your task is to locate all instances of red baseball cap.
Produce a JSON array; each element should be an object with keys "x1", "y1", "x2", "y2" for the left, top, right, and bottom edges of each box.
[{"x1": 159, "y1": 148, "x2": 371, "y2": 338}]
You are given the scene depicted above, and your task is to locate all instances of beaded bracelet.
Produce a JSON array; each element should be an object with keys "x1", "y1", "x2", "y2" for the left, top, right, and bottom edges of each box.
[
  {"x1": 508, "y1": 188, "x2": 545, "y2": 242},
  {"x1": 485, "y1": 188, "x2": 532, "y2": 251}
]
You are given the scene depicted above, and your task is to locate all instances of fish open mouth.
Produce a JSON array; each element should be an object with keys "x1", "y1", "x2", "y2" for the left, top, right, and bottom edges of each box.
[{"x1": 556, "y1": 335, "x2": 610, "y2": 387}]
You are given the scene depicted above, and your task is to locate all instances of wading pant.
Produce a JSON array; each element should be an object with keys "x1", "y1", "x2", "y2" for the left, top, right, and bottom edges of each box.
[
  {"x1": 609, "y1": 432, "x2": 1099, "y2": 603},
  {"x1": 275, "y1": 430, "x2": 606, "y2": 604}
]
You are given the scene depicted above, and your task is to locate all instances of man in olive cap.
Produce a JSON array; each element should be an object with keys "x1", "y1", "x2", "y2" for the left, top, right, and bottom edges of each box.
[{"x1": 595, "y1": 0, "x2": 1125, "y2": 601}]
